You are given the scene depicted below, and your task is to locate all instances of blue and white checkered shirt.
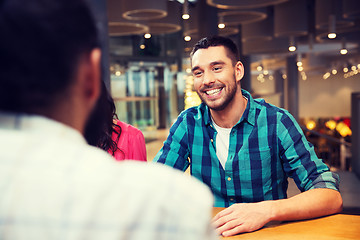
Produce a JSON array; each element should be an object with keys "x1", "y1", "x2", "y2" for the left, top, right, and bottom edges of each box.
[{"x1": 154, "y1": 89, "x2": 339, "y2": 207}]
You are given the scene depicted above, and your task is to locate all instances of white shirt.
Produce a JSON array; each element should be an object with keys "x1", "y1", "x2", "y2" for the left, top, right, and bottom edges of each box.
[
  {"x1": 211, "y1": 119, "x2": 231, "y2": 169},
  {"x1": 0, "y1": 112, "x2": 218, "y2": 240}
]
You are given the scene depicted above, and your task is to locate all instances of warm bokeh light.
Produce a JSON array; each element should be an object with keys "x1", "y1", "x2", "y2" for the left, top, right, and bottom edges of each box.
[
  {"x1": 144, "y1": 33, "x2": 151, "y2": 39},
  {"x1": 340, "y1": 48, "x2": 348, "y2": 55},
  {"x1": 288, "y1": 45, "x2": 296, "y2": 52},
  {"x1": 336, "y1": 122, "x2": 352, "y2": 137},
  {"x1": 184, "y1": 75, "x2": 201, "y2": 109},
  {"x1": 218, "y1": 23, "x2": 225, "y2": 29},
  {"x1": 328, "y1": 33, "x2": 336, "y2": 39},
  {"x1": 306, "y1": 120, "x2": 316, "y2": 130},
  {"x1": 323, "y1": 72, "x2": 331, "y2": 79},
  {"x1": 182, "y1": 14, "x2": 190, "y2": 20},
  {"x1": 325, "y1": 120, "x2": 337, "y2": 130}
]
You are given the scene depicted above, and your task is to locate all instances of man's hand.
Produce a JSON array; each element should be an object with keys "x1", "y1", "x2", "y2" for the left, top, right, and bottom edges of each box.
[
  {"x1": 212, "y1": 189, "x2": 342, "y2": 237},
  {"x1": 212, "y1": 201, "x2": 274, "y2": 237}
]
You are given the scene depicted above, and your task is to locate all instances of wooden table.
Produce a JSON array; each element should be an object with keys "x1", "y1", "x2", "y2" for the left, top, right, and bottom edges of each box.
[{"x1": 213, "y1": 207, "x2": 360, "y2": 239}]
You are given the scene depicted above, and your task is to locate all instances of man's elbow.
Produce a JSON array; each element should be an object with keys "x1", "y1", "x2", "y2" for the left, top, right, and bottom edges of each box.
[{"x1": 331, "y1": 190, "x2": 343, "y2": 214}]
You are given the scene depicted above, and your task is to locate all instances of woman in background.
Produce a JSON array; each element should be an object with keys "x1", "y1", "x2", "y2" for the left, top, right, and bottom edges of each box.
[{"x1": 85, "y1": 81, "x2": 147, "y2": 161}]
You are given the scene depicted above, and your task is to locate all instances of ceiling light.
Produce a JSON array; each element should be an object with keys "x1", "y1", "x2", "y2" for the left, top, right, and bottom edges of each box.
[
  {"x1": 323, "y1": 72, "x2": 331, "y2": 79},
  {"x1": 328, "y1": 15, "x2": 336, "y2": 39},
  {"x1": 328, "y1": 33, "x2": 336, "y2": 39},
  {"x1": 182, "y1": 0, "x2": 189, "y2": 20},
  {"x1": 218, "y1": 15, "x2": 225, "y2": 29},
  {"x1": 301, "y1": 71, "x2": 307, "y2": 80},
  {"x1": 184, "y1": 35, "x2": 191, "y2": 41},
  {"x1": 340, "y1": 49, "x2": 348, "y2": 55},
  {"x1": 340, "y1": 38, "x2": 348, "y2": 55},
  {"x1": 182, "y1": 13, "x2": 190, "y2": 20},
  {"x1": 289, "y1": 45, "x2": 296, "y2": 52},
  {"x1": 288, "y1": 36, "x2": 296, "y2": 52}
]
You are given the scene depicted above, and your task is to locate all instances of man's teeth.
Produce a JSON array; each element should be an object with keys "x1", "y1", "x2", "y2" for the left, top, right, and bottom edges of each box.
[{"x1": 206, "y1": 88, "x2": 221, "y2": 95}]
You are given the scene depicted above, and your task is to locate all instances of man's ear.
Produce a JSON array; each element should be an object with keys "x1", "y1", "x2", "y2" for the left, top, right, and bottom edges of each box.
[
  {"x1": 84, "y1": 48, "x2": 101, "y2": 104},
  {"x1": 235, "y1": 61, "x2": 244, "y2": 82}
]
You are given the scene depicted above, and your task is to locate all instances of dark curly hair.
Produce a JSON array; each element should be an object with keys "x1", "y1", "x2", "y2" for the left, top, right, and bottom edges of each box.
[{"x1": 84, "y1": 81, "x2": 123, "y2": 156}]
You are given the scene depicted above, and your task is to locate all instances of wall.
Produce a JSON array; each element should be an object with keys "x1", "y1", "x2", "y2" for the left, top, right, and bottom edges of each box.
[
  {"x1": 252, "y1": 72, "x2": 360, "y2": 119},
  {"x1": 299, "y1": 73, "x2": 360, "y2": 118}
]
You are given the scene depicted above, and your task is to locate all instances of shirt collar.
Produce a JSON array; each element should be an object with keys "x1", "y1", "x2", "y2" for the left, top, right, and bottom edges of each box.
[
  {"x1": 240, "y1": 89, "x2": 256, "y2": 126},
  {"x1": 202, "y1": 89, "x2": 256, "y2": 127}
]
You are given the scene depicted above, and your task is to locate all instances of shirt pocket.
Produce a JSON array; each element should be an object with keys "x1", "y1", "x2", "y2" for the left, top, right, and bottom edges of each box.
[{"x1": 237, "y1": 147, "x2": 273, "y2": 190}]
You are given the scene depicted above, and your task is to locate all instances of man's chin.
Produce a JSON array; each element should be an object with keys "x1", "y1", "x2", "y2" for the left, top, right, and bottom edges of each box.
[{"x1": 205, "y1": 100, "x2": 227, "y2": 111}]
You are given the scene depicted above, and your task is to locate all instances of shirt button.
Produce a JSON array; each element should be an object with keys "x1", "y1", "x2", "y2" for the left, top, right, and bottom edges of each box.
[{"x1": 227, "y1": 177, "x2": 231, "y2": 181}]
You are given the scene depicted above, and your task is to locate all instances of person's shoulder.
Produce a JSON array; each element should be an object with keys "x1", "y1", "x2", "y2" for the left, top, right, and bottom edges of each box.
[
  {"x1": 253, "y1": 98, "x2": 290, "y2": 116},
  {"x1": 178, "y1": 103, "x2": 206, "y2": 120},
  {"x1": 115, "y1": 120, "x2": 143, "y2": 136}
]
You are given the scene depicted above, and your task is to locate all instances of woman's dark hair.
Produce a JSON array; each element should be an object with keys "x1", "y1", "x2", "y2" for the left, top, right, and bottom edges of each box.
[
  {"x1": 0, "y1": 0, "x2": 99, "y2": 113},
  {"x1": 190, "y1": 36, "x2": 239, "y2": 64},
  {"x1": 84, "y1": 81, "x2": 122, "y2": 156}
]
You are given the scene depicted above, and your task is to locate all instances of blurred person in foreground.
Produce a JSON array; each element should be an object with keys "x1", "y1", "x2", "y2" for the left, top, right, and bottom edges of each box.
[
  {"x1": 85, "y1": 81, "x2": 147, "y2": 161},
  {"x1": 153, "y1": 36, "x2": 342, "y2": 237},
  {"x1": 0, "y1": 0, "x2": 218, "y2": 239}
]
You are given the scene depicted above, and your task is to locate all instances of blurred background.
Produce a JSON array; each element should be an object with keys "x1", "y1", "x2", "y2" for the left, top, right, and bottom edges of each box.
[{"x1": 87, "y1": 0, "x2": 360, "y2": 181}]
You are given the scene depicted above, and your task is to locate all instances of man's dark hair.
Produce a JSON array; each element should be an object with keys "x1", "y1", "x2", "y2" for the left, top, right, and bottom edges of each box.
[
  {"x1": 0, "y1": 0, "x2": 99, "y2": 113},
  {"x1": 190, "y1": 36, "x2": 239, "y2": 64}
]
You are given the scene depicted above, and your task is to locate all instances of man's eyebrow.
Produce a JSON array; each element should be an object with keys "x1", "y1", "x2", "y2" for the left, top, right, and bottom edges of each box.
[
  {"x1": 210, "y1": 61, "x2": 225, "y2": 66},
  {"x1": 191, "y1": 61, "x2": 225, "y2": 72},
  {"x1": 191, "y1": 66, "x2": 200, "y2": 72}
]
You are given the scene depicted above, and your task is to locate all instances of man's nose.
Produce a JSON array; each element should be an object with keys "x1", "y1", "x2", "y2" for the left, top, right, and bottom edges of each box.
[{"x1": 203, "y1": 71, "x2": 215, "y2": 85}]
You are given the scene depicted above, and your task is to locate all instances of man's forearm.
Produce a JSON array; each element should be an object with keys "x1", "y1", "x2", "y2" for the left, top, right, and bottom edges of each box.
[{"x1": 270, "y1": 188, "x2": 343, "y2": 222}]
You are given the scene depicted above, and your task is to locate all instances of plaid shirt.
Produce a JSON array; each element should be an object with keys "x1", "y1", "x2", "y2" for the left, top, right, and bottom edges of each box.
[{"x1": 154, "y1": 89, "x2": 339, "y2": 207}]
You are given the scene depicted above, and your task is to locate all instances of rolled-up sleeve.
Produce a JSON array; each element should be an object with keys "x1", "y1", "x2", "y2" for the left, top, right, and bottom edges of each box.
[
  {"x1": 153, "y1": 113, "x2": 190, "y2": 172},
  {"x1": 277, "y1": 110, "x2": 339, "y2": 192}
]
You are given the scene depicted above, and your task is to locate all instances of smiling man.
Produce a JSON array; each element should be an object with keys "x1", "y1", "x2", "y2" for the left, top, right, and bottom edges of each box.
[{"x1": 153, "y1": 36, "x2": 342, "y2": 237}]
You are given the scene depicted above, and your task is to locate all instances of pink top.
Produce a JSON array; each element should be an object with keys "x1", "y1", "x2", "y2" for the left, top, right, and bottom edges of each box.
[{"x1": 109, "y1": 120, "x2": 147, "y2": 161}]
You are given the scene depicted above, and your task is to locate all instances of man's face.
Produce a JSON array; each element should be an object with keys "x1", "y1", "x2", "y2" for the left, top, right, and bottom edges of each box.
[{"x1": 191, "y1": 46, "x2": 242, "y2": 111}]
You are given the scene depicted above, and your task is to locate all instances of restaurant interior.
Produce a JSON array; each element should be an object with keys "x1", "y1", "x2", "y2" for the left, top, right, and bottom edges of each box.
[{"x1": 88, "y1": 0, "x2": 360, "y2": 215}]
